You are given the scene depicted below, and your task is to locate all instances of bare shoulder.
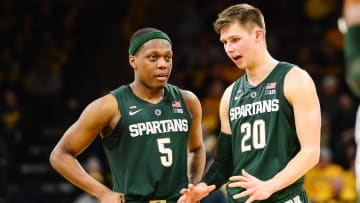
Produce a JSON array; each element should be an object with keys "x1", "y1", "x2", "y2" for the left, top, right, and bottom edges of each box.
[
  {"x1": 180, "y1": 89, "x2": 202, "y2": 116},
  {"x1": 285, "y1": 66, "x2": 315, "y2": 89},
  {"x1": 88, "y1": 94, "x2": 118, "y2": 113},
  {"x1": 219, "y1": 83, "x2": 235, "y2": 134},
  {"x1": 284, "y1": 66, "x2": 318, "y2": 104},
  {"x1": 220, "y1": 83, "x2": 235, "y2": 108},
  {"x1": 286, "y1": 65, "x2": 313, "y2": 79},
  {"x1": 180, "y1": 89, "x2": 201, "y2": 108},
  {"x1": 180, "y1": 89, "x2": 200, "y2": 102},
  {"x1": 223, "y1": 83, "x2": 235, "y2": 98},
  {"x1": 79, "y1": 93, "x2": 119, "y2": 123}
]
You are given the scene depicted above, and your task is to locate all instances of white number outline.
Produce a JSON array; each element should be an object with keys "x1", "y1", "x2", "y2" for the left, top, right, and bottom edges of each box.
[
  {"x1": 240, "y1": 119, "x2": 266, "y2": 152},
  {"x1": 284, "y1": 195, "x2": 302, "y2": 203},
  {"x1": 156, "y1": 138, "x2": 173, "y2": 167}
]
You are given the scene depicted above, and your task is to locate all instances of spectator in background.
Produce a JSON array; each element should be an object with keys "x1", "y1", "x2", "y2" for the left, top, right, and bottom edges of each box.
[
  {"x1": 0, "y1": 47, "x2": 24, "y2": 89},
  {"x1": 330, "y1": 93, "x2": 356, "y2": 169},
  {"x1": 339, "y1": 0, "x2": 360, "y2": 201},
  {"x1": 0, "y1": 131, "x2": 6, "y2": 202},
  {"x1": 0, "y1": 88, "x2": 24, "y2": 202},
  {"x1": 201, "y1": 79, "x2": 225, "y2": 136},
  {"x1": 319, "y1": 75, "x2": 340, "y2": 120},
  {"x1": 318, "y1": 75, "x2": 340, "y2": 148},
  {"x1": 24, "y1": 50, "x2": 64, "y2": 126},
  {"x1": 304, "y1": 147, "x2": 356, "y2": 203}
]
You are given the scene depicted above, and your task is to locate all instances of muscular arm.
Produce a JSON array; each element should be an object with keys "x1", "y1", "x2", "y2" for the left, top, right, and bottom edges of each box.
[
  {"x1": 182, "y1": 90, "x2": 206, "y2": 184},
  {"x1": 49, "y1": 94, "x2": 121, "y2": 201},
  {"x1": 199, "y1": 84, "x2": 234, "y2": 187},
  {"x1": 269, "y1": 67, "x2": 321, "y2": 192},
  {"x1": 219, "y1": 84, "x2": 233, "y2": 134}
]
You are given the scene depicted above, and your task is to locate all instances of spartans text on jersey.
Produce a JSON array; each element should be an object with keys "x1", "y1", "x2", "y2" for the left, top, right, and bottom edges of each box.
[
  {"x1": 129, "y1": 119, "x2": 189, "y2": 137},
  {"x1": 230, "y1": 99, "x2": 279, "y2": 121}
]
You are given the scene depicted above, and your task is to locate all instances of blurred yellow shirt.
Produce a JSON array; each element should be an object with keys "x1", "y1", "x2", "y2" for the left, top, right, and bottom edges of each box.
[{"x1": 304, "y1": 163, "x2": 357, "y2": 202}]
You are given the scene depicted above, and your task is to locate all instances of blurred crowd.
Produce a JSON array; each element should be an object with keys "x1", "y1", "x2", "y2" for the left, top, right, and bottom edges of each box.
[{"x1": 0, "y1": 0, "x2": 359, "y2": 203}]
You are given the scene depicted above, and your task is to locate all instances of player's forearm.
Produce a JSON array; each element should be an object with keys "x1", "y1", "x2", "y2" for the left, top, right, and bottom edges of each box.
[
  {"x1": 267, "y1": 146, "x2": 320, "y2": 193},
  {"x1": 49, "y1": 148, "x2": 111, "y2": 199},
  {"x1": 202, "y1": 132, "x2": 233, "y2": 189},
  {"x1": 188, "y1": 144, "x2": 206, "y2": 184}
]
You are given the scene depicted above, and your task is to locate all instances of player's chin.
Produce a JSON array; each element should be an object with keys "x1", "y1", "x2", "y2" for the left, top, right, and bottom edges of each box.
[
  {"x1": 155, "y1": 78, "x2": 168, "y2": 86},
  {"x1": 154, "y1": 81, "x2": 167, "y2": 89}
]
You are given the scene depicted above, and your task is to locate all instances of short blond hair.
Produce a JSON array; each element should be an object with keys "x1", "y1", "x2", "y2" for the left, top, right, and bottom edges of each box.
[{"x1": 213, "y1": 3, "x2": 266, "y2": 34}]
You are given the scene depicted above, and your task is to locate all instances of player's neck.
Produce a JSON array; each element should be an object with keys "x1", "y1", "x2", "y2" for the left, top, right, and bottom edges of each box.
[
  {"x1": 129, "y1": 82, "x2": 165, "y2": 104},
  {"x1": 245, "y1": 53, "x2": 278, "y2": 86}
]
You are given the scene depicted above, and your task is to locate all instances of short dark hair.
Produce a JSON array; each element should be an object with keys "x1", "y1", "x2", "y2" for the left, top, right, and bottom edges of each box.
[
  {"x1": 128, "y1": 27, "x2": 172, "y2": 55},
  {"x1": 129, "y1": 28, "x2": 163, "y2": 45}
]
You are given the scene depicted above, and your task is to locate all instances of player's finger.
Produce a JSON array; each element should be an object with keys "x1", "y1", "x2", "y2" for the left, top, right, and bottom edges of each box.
[
  {"x1": 228, "y1": 181, "x2": 251, "y2": 188},
  {"x1": 229, "y1": 175, "x2": 248, "y2": 182},
  {"x1": 208, "y1": 184, "x2": 216, "y2": 192},
  {"x1": 241, "y1": 169, "x2": 256, "y2": 180},
  {"x1": 176, "y1": 195, "x2": 184, "y2": 203},
  {"x1": 179, "y1": 188, "x2": 188, "y2": 194},
  {"x1": 233, "y1": 189, "x2": 250, "y2": 199},
  {"x1": 245, "y1": 195, "x2": 255, "y2": 203}
]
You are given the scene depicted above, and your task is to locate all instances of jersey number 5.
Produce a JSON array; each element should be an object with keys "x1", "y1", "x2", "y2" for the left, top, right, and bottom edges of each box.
[
  {"x1": 241, "y1": 119, "x2": 266, "y2": 152},
  {"x1": 157, "y1": 138, "x2": 173, "y2": 167}
]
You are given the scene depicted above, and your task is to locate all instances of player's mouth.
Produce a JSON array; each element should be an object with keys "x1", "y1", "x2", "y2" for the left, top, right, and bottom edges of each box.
[
  {"x1": 232, "y1": 55, "x2": 243, "y2": 63},
  {"x1": 155, "y1": 74, "x2": 168, "y2": 81}
]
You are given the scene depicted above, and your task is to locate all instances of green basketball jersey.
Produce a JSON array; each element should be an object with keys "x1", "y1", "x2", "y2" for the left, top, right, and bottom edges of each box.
[
  {"x1": 227, "y1": 62, "x2": 304, "y2": 202},
  {"x1": 102, "y1": 84, "x2": 192, "y2": 202}
]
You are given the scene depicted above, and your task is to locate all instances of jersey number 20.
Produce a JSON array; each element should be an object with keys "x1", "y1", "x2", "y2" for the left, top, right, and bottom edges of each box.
[{"x1": 241, "y1": 119, "x2": 266, "y2": 152}]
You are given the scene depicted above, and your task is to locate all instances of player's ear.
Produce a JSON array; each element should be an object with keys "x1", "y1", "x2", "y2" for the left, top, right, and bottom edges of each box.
[
  {"x1": 129, "y1": 55, "x2": 136, "y2": 69},
  {"x1": 254, "y1": 28, "x2": 264, "y2": 42}
]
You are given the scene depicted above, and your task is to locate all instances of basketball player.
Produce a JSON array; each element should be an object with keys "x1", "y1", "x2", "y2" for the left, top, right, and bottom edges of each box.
[
  {"x1": 177, "y1": 3, "x2": 321, "y2": 203},
  {"x1": 50, "y1": 27, "x2": 206, "y2": 203},
  {"x1": 340, "y1": 0, "x2": 360, "y2": 202}
]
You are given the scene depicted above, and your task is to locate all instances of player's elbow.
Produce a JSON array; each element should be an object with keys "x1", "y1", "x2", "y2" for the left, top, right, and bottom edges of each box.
[
  {"x1": 49, "y1": 147, "x2": 59, "y2": 169},
  {"x1": 189, "y1": 143, "x2": 205, "y2": 154},
  {"x1": 306, "y1": 146, "x2": 320, "y2": 168},
  {"x1": 49, "y1": 146, "x2": 66, "y2": 170}
]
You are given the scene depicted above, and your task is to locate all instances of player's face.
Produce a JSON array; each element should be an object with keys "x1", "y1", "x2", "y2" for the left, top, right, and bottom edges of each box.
[
  {"x1": 131, "y1": 39, "x2": 173, "y2": 90},
  {"x1": 219, "y1": 22, "x2": 257, "y2": 69}
]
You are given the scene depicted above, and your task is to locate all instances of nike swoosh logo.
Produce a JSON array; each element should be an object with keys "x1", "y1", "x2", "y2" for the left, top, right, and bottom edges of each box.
[
  {"x1": 129, "y1": 109, "x2": 143, "y2": 116},
  {"x1": 234, "y1": 94, "x2": 243, "y2": 100}
]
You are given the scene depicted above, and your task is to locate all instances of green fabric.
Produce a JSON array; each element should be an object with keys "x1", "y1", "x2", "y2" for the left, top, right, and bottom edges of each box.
[
  {"x1": 102, "y1": 84, "x2": 191, "y2": 201},
  {"x1": 345, "y1": 25, "x2": 360, "y2": 97},
  {"x1": 226, "y1": 62, "x2": 304, "y2": 202}
]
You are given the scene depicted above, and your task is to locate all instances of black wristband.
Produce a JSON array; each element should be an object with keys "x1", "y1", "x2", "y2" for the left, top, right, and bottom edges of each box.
[{"x1": 202, "y1": 132, "x2": 233, "y2": 189}]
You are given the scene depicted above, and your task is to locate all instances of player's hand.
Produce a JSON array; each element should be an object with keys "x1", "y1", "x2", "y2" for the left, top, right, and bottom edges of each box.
[
  {"x1": 177, "y1": 183, "x2": 216, "y2": 203},
  {"x1": 99, "y1": 191, "x2": 125, "y2": 203},
  {"x1": 228, "y1": 169, "x2": 273, "y2": 203}
]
